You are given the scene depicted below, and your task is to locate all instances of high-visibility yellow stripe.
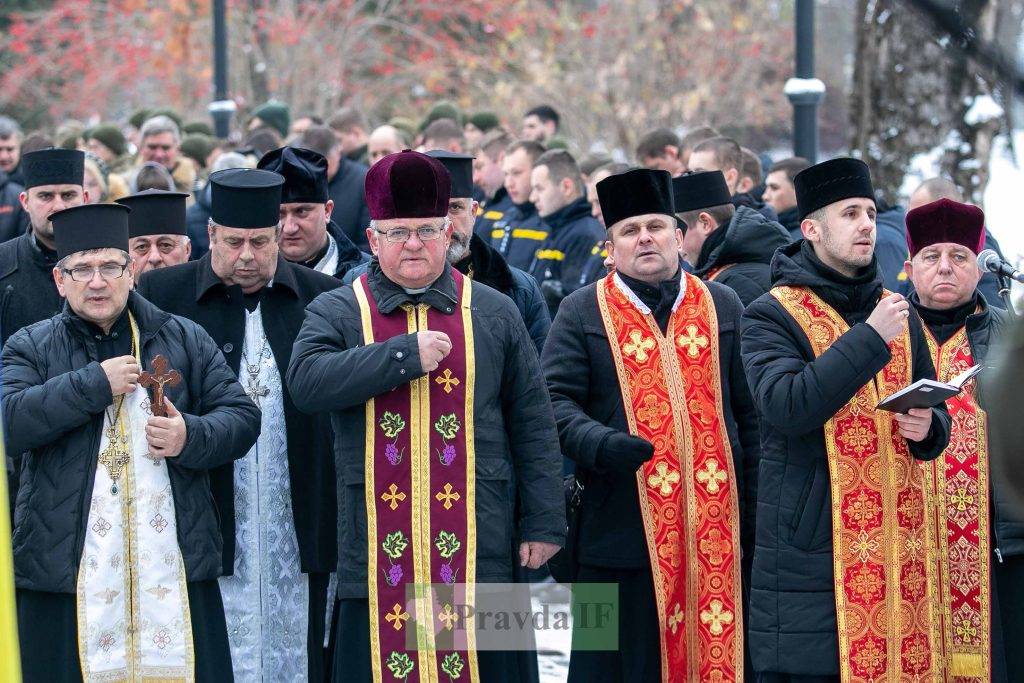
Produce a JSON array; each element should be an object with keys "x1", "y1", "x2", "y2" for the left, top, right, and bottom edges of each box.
[
  {"x1": 0, "y1": 426, "x2": 20, "y2": 681},
  {"x1": 535, "y1": 249, "x2": 565, "y2": 261},
  {"x1": 591, "y1": 245, "x2": 608, "y2": 257},
  {"x1": 491, "y1": 229, "x2": 505, "y2": 239},
  {"x1": 483, "y1": 210, "x2": 503, "y2": 220},
  {"x1": 512, "y1": 229, "x2": 547, "y2": 241}
]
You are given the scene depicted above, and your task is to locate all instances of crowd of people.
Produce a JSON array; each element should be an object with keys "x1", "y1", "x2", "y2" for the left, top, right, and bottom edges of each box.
[{"x1": 0, "y1": 97, "x2": 1020, "y2": 683}]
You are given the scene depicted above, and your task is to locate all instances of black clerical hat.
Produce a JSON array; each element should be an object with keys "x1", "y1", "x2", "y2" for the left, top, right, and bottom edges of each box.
[
  {"x1": 51, "y1": 203, "x2": 130, "y2": 260},
  {"x1": 426, "y1": 150, "x2": 474, "y2": 199},
  {"x1": 116, "y1": 189, "x2": 188, "y2": 238},
  {"x1": 209, "y1": 168, "x2": 284, "y2": 229},
  {"x1": 671, "y1": 171, "x2": 732, "y2": 214},
  {"x1": 794, "y1": 157, "x2": 875, "y2": 220},
  {"x1": 596, "y1": 168, "x2": 675, "y2": 229},
  {"x1": 257, "y1": 146, "x2": 329, "y2": 204},
  {"x1": 22, "y1": 148, "x2": 85, "y2": 189}
]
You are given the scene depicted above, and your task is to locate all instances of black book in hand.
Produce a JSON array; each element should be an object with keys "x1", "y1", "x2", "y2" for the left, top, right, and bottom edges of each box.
[{"x1": 876, "y1": 364, "x2": 982, "y2": 413}]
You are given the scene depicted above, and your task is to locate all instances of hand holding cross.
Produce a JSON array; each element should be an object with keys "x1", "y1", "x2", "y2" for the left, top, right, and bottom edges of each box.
[{"x1": 140, "y1": 355, "x2": 182, "y2": 417}]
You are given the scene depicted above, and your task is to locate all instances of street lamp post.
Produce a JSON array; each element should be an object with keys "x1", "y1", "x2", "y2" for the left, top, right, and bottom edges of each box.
[
  {"x1": 785, "y1": 0, "x2": 825, "y2": 163},
  {"x1": 209, "y1": 0, "x2": 235, "y2": 139}
]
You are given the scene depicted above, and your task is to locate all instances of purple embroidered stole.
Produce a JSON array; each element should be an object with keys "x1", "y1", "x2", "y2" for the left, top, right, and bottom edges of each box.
[{"x1": 353, "y1": 270, "x2": 480, "y2": 683}]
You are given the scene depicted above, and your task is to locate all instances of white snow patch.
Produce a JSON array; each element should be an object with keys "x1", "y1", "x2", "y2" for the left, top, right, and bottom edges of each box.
[
  {"x1": 783, "y1": 78, "x2": 826, "y2": 96},
  {"x1": 965, "y1": 95, "x2": 1004, "y2": 126}
]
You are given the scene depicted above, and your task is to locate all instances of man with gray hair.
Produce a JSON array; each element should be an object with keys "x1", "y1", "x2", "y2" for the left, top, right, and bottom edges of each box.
[
  {"x1": 0, "y1": 115, "x2": 24, "y2": 185},
  {"x1": 0, "y1": 116, "x2": 25, "y2": 241},
  {"x1": 136, "y1": 115, "x2": 196, "y2": 195},
  {"x1": 138, "y1": 168, "x2": 342, "y2": 681}
]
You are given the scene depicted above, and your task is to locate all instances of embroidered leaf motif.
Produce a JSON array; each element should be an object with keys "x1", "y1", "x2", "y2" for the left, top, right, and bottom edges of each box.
[
  {"x1": 441, "y1": 652, "x2": 465, "y2": 678},
  {"x1": 380, "y1": 412, "x2": 407, "y2": 439},
  {"x1": 434, "y1": 413, "x2": 461, "y2": 440},
  {"x1": 434, "y1": 530, "x2": 462, "y2": 559},
  {"x1": 382, "y1": 531, "x2": 409, "y2": 560},
  {"x1": 385, "y1": 651, "x2": 415, "y2": 679}
]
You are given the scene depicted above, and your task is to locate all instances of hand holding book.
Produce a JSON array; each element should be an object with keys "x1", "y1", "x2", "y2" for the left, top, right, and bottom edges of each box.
[{"x1": 876, "y1": 364, "x2": 982, "y2": 414}]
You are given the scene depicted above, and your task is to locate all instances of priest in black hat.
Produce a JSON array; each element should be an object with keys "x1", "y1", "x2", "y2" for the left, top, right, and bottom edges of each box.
[
  {"x1": 257, "y1": 145, "x2": 368, "y2": 279},
  {"x1": 2, "y1": 202, "x2": 259, "y2": 682},
  {"x1": 0, "y1": 147, "x2": 88, "y2": 347},
  {"x1": 673, "y1": 170, "x2": 792, "y2": 306},
  {"x1": 343, "y1": 150, "x2": 551, "y2": 354},
  {"x1": 287, "y1": 150, "x2": 564, "y2": 683},
  {"x1": 543, "y1": 168, "x2": 760, "y2": 682},
  {"x1": 137, "y1": 167, "x2": 342, "y2": 681},
  {"x1": 117, "y1": 188, "x2": 191, "y2": 278},
  {"x1": 740, "y1": 158, "x2": 950, "y2": 681}
]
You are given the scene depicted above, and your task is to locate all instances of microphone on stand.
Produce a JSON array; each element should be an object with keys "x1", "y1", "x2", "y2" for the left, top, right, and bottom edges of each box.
[{"x1": 977, "y1": 249, "x2": 1024, "y2": 284}]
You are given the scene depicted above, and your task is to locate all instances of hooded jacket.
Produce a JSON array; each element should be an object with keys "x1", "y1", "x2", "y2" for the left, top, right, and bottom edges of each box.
[{"x1": 693, "y1": 205, "x2": 792, "y2": 306}]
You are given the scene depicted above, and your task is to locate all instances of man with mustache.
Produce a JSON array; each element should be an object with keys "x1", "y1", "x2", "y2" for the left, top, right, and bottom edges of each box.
[
  {"x1": 137, "y1": 168, "x2": 342, "y2": 681},
  {"x1": 904, "y1": 198, "x2": 1019, "y2": 682},
  {"x1": 117, "y1": 189, "x2": 192, "y2": 279}
]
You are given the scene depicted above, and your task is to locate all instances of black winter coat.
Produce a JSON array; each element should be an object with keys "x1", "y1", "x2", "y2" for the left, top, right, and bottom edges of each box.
[
  {"x1": 740, "y1": 241, "x2": 951, "y2": 676},
  {"x1": 778, "y1": 206, "x2": 801, "y2": 240},
  {"x1": 527, "y1": 197, "x2": 604, "y2": 317},
  {"x1": 0, "y1": 170, "x2": 24, "y2": 244},
  {"x1": 732, "y1": 193, "x2": 778, "y2": 222},
  {"x1": 2, "y1": 292, "x2": 260, "y2": 592},
  {"x1": 185, "y1": 183, "x2": 213, "y2": 260},
  {"x1": 327, "y1": 158, "x2": 371, "y2": 251},
  {"x1": 693, "y1": 205, "x2": 792, "y2": 306},
  {"x1": 286, "y1": 262, "x2": 565, "y2": 598},
  {"x1": 543, "y1": 275, "x2": 761, "y2": 567},
  {"x1": 137, "y1": 254, "x2": 341, "y2": 574},
  {"x1": 983, "y1": 311, "x2": 1024, "y2": 559},
  {"x1": 0, "y1": 231, "x2": 63, "y2": 347}
]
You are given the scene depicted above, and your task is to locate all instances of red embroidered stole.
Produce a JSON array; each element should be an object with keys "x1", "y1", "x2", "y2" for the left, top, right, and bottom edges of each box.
[
  {"x1": 771, "y1": 286, "x2": 940, "y2": 683},
  {"x1": 354, "y1": 271, "x2": 479, "y2": 683},
  {"x1": 597, "y1": 272, "x2": 743, "y2": 682},
  {"x1": 922, "y1": 325, "x2": 991, "y2": 682}
]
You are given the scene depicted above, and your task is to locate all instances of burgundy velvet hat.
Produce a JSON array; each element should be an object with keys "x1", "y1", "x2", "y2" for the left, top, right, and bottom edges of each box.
[
  {"x1": 364, "y1": 150, "x2": 451, "y2": 220},
  {"x1": 905, "y1": 198, "x2": 985, "y2": 257}
]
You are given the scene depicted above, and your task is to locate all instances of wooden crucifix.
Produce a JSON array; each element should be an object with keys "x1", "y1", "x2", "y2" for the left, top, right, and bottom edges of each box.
[{"x1": 140, "y1": 354, "x2": 181, "y2": 417}]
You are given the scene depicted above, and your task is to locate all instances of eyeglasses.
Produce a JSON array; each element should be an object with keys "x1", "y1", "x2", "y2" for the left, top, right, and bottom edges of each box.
[
  {"x1": 376, "y1": 224, "x2": 446, "y2": 243},
  {"x1": 62, "y1": 262, "x2": 130, "y2": 282}
]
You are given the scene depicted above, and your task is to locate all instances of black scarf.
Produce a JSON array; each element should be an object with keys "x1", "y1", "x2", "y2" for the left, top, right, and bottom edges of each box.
[
  {"x1": 618, "y1": 269, "x2": 681, "y2": 334},
  {"x1": 912, "y1": 291, "x2": 978, "y2": 345}
]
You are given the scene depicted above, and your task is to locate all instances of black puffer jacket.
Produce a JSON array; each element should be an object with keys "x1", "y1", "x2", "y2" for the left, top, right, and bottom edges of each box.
[
  {"x1": 287, "y1": 262, "x2": 565, "y2": 598},
  {"x1": 740, "y1": 241, "x2": 950, "y2": 676},
  {"x1": 693, "y1": 205, "x2": 792, "y2": 306},
  {"x1": 2, "y1": 292, "x2": 260, "y2": 593}
]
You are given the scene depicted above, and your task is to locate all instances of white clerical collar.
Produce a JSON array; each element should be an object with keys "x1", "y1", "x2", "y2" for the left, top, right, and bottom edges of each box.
[
  {"x1": 611, "y1": 268, "x2": 687, "y2": 316},
  {"x1": 402, "y1": 285, "x2": 429, "y2": 295}
]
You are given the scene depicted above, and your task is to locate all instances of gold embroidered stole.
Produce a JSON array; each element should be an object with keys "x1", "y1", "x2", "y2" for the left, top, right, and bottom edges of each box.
[
  {"x1": 922, "y1": 324, "x2": 991, "y2": 681},
  {"x1": 354, "y1": 271, "x2": 479, "y2": 683},
  {"x1": 76, "y1": 314, "x2": 195, "y2": 682},
  {"x1": 598, "y1": 272, "x2": 743, "y2": 682},
  {"x1": 770, "y1": 286, "x2": 940, "y2": 683}
]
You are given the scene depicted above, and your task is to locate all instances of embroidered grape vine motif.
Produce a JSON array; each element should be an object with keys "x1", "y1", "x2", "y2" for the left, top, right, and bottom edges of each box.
[
  {"x1": 441, "y1": 652, "x2": 465, "y2": 679},
  {"x1": 434, "y1": 530, "x2": 462, "y2": 584},
  {"x1": 380, "y1": 411, "x2": 407, "y2": 465},
  {"x1": 381, "y1": 530, "x2": 408, "y2": 587},
  {"x1": 434, "y1": 413, "x2": 461, "y2": 466}
]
